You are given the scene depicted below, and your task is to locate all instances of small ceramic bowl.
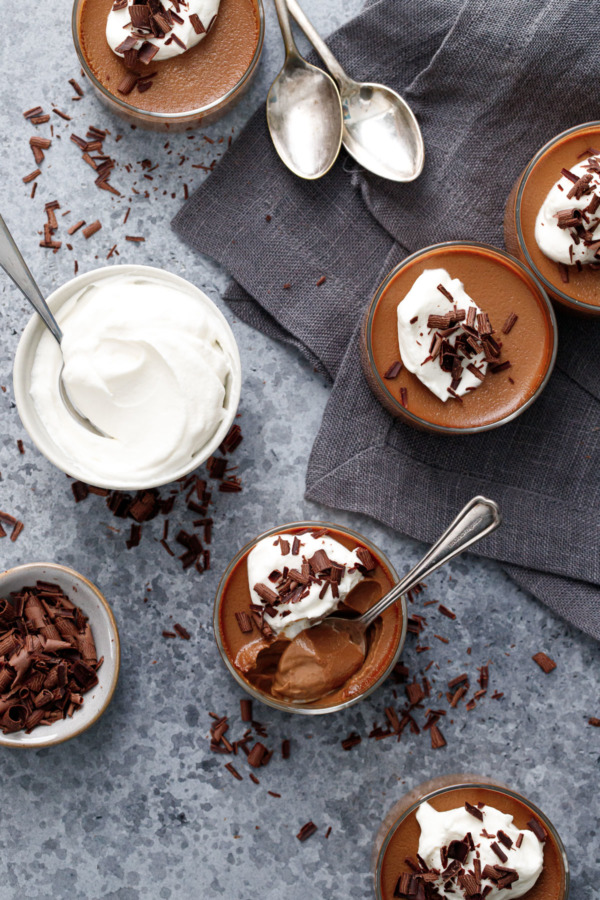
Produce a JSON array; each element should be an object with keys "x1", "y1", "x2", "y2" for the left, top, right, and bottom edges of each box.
[
  {"x1": 13, "y1": 264, "x2": 242, "y2": 491},
  {"x1": 0, "y1": 563, "x2": 120, "y2": 749}
]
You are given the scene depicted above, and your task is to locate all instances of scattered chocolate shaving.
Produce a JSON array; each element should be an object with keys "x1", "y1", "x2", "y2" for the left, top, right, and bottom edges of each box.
[
  {"x1": 235, "y1": 612, "x2": 253, "y2": 634},
  {"x1": 502, "y1": 312, "x2": 518, "y2": 334},
  {"x1": 316, "y1": 276, "x2": 326, "y2": 286},
  {"x1": 22, "y1": 169, "x2": 41, "y2": 184},
  {"x1": 224, "y1": 763, "x2": 242, "y2": 781},
  {"x1": 490, "y1": 841, "x2": 508, "y2": 863},
  {"x1": 429, "y1": 724, "x2": 446, "y2": 749},
  {"x1": 400, "y1": 387, "x2": 408, "y2": 408},
  {"x1": 532, "y1": 651, "x2": 556, "y2": 674},
  {"x1": 297, "y1": 821, "x2": 318, "y2": 842},
  {"x1": 82, "y1": 220, "x2": 102, "y2": 239},
  {"x1": 173, "y1": 623, "x2": 190, "y2": 640},
  {"x1": 240, "y1": 699, "x2": 252, "y2": 722},
  {"x1": 589, "y1": 717, "x2": 600, "y2": 727},
  {"x1": 465, "y1": 801, "x2": 484, "y2": 821},
  {"x1": 189, "y1": 13, "x2": 206, "y2": 33}
]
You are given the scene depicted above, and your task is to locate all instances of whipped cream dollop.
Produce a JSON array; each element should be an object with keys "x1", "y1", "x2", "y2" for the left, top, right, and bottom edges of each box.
[
  {"x1": 414, "y1": 800, "x2": 545, "y2": 899},
  {"x1": 397, "y1": 269, "x2": 489, "y2": 402},
  {"x1": 535, "y1": 155, "x2": 600, "y2": 266},
  {"x1": 30, "y1": 273, "x2": 233, "y2": 485},
  {"x1": 247, "y1": 532, "x2": 369, "y2": 639},
  {"x1": 107, "y1": 0, "x2": 221, "y2": 63}
]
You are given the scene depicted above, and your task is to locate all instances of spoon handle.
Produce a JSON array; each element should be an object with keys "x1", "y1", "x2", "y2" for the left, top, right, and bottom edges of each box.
[
  {"x1": 285, "y1": 0, "x2": 349, "y2": 85},
  {"x1": 360, "y1": 496, "x2": 502, "y2": 628},
  {"x1": 0, "y1": 214, "x2": 62, "y2": 344},
  {"x1": 273, "y1": 0, "x2": 300, "y2": 57}
]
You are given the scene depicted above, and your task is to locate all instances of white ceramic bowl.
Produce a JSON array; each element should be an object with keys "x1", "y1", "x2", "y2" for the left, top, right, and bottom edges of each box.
[
  {"x1": 13, "y1": 264, "x2": 242, "y2": 490},
  {"x1": 0, "y1": 563, "x2": 120, "y2": 749}
]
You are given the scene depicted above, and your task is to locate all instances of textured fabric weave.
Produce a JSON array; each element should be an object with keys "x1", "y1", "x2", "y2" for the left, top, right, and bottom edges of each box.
[{"x1": 173, "y1": 0, "x2": 600, "y2": 640}]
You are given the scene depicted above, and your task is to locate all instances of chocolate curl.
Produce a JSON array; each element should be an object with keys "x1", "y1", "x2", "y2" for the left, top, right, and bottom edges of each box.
[
  {"x1": 40, "y1": 623, "x2": 61, "y2": 641},
  {"x1": 24, "y1": 594, "x2": 46, "y2": 629},
  {"x1": 71, "y1": 661, "x2": 98, "y2": 690},
  {"x1": 79, "y1": 624, "x2": 97, "y2": 665},
  {"x1": 24, "y1": 708, "x2": 46, "y2": 732},
  {"x1": 55, "y1": 616, "x2": 79, "y2": 639},
  {"x1": 0, "y1": 704, "x2": 28, "y2": 733},
  {"x1": 0, "y1": 630, "x2": 21, "y2": 658},
  {"x1": 24, "y1": 671, "x2": 45, "y2": 693},
  {"x1": 0, "y1": 598, "x2": 16, "y2": 624},
  {"x1": 33, "y1": 689, "x2": 54, "y2": 709},
  {"x1": 0, "y1": 663, "x2": 14, "y2": 694},
  {"x1": 9, "y1": 647, "x2": 32, "y2": 686},
  {"x1": 0, "y1": 697, "x2": 20, "y2": 716},
  {"x1": 43, "y1": 639, "x2": 75, "y2": 654}
]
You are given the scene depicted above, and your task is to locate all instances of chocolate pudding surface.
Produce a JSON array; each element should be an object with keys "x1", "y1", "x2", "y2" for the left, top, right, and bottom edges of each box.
[
  {"x1": 378, "y1": 785, "x2": 566, "y2": 900},
  {"x1": 513, "y1": 124, "x2": 600, "y2": 307},
  {"x1": 368, "y1": 245, "x2": 555, "y2": 429},
  {"x1": 217, "y1": 525, "x2": 402, "y2": 710},
  {"x1": 77, "y1": 0, "x2": 260, "y2": 113}
]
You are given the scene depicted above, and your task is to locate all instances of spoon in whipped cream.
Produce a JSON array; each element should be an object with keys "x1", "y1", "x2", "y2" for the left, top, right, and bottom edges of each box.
[
  {"x1": 0, "y1": 214, "x2": 106, "y2": 438},
  {"x1": 275, "y1": 496, "x2": 501, "y2": 702}
]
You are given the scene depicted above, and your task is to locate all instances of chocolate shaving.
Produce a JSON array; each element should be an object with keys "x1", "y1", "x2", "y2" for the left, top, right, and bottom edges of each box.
[
  {"x1": 502, "y1": 312, "x2": 518, "y2": 334},
  {"x1": 527, "y1": 817, "x2": 548, "y2": 842},
  {"x1": 437, "y1": 283, "x2": 453, "y2": 301},
  {"x1": 384, "y1": 361, "x2": 403, "y2": 379},
  {"x1": 235, "y1": 612, "x2": 253, "y2": 634},
  {"x1": 532, "y1": 651, "x2": 556, "y2": 674},
  {"x1": 189, "y1": 12, "x2": 206, "y2": 33},
  {"x1": 296, "y1": 821, "x2": 318, "y2": 842}
]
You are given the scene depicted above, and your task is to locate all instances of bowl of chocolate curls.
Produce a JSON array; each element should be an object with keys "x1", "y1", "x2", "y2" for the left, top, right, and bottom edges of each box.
[{"x1": 0, "y1": 562, "x2": 120, "y2": 748}]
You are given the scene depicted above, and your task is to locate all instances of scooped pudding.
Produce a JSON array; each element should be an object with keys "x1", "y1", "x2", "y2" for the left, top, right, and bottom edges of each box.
[
  {"x1": 375, "y1": 778, "x2": 569, "y2": 900},
  {"x1": 361, "y1": 243, "x2": 556, "y2": 433},
  {"x1": 504, "y1": 122, "x2": 600, "y2": 314},
  {"x1": 215, "y1": 524, "x2": 405, "y2": 711},
  {"x1": 75, "y1": 0, "x2": 262, "y2": 120}
]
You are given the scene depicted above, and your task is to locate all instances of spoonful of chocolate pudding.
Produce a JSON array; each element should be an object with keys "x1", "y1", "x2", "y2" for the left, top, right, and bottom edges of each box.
[{"x1": 272, "y1": 497, "x2": 501, "y2": 703}]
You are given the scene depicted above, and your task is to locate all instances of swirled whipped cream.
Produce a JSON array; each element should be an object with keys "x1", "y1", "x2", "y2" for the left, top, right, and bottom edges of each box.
[
  {"x1": 397, "y1": 269, "x2": 492, "y2": 402},
  {"x1": 409, "y1": 800, "x2": 545, "y2": 899},
  {"x1": 535, "y1": 154, "x2": 600, "y2": 266},
  {"x1": 107, "y1": 0, "x2": 221, "y2": 63},
  {"x1": 247, "y1": 531, "x2": 371, "y2": 639},
  {"x1": 30, "y1": 273, "x2": 233, "y2": 485}
]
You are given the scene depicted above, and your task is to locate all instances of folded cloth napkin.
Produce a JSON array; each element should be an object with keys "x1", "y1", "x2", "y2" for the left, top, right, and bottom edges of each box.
[{"x1": 173, "y1": 0, "x2": 600, "y2": 641}]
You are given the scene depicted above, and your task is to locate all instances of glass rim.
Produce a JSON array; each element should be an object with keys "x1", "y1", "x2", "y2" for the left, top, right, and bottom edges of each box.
[
  {"x1": 513, "y1": 120, "x2": 600, "y2": 314},
  {"x1": 71, "y1": 0, "x2": 265, "y2": 122},
  {"x1": 364, "y1": 240, "x2": 558, "y2": 435},
  {"x1": 212, "y1": 520, "x2": 407, "y2": 716},
  {"x1": 374, "y1": 778, "x2": 570, "y2": 899}
]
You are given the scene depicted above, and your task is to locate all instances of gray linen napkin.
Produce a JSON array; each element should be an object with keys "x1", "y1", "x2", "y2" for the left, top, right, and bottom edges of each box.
[{"x1": 173, "y1": 0, "x2": 600, "y2": 641}]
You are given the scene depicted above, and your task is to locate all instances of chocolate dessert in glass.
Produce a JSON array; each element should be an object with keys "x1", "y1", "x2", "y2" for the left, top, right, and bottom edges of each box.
[
  {"x1": 73, "y1": 0, "x2": 264, "y2": 128},
  {"x1": 361, "y1": 242, "x2": 557, "y2": 434},
  {"x1": 213, "y1": 522, "x2": 407, "y2": 714},
  {"x1": 373, "y1": 774, "x2": 569, "y2": 899},
  {"x1": 504, "y1": 122, "x2": 600, "y2": 315}
]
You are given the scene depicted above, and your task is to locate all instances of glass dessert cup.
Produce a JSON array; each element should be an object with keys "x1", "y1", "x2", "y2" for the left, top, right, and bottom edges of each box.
[
  {"x1": 504, "y1": 122, "x2": 600, "y2": 316},
  {"x1": 72, "y1": 0, "x2": 265, "y2": 130},
  {"x1": 213, "y1": 521, "x2": 407, "y2": 716},
  {"x1": 373, "y1": 774, "x2": 570, "y2": 900},
  {"x1": 360, "y1": 241, "x2": 557, "y2": 435}
]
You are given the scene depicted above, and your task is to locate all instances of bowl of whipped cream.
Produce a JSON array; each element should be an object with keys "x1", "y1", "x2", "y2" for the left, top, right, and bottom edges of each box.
[{"x1": 13, "y1": 265, "x2": 241, "y2": 490}]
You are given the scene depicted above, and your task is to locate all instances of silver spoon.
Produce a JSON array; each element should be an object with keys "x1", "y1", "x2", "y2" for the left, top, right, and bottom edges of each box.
[
  {"x1": 0, "y1": 214, "x2": 106, "y2": 438},
  {"x1": 286, "y1": 0, "x2": 425, "y2": 182},
  {"x1": 267, "y1": 0, "x2": 343, "y2": 180},
  {"x1": 274, "y1": 496, "x2": 501, "y2": 701}
]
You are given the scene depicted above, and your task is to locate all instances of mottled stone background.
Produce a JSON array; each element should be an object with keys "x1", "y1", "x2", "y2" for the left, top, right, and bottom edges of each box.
[{"x1": 0, "y1": 1, "x2": 598, "y2": 897}]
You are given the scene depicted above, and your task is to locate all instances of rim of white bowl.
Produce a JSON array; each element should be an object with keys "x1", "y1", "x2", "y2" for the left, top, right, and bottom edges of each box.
[{"x1": 13, "y1": 264, "x2": 242, "y2": 491}]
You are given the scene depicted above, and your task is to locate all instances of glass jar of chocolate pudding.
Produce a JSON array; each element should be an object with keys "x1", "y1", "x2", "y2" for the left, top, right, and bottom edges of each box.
[
  {"x1": 504, "y1": 123, "x2": 600, "y2": 315},
  {"x1": 360, "y1": 242, "x2": 557, "y2": 435},
  {"x1": 72, "y1": 0, "x2": 264, "y2": 129},
  {"x1": 373, "y1": 775, "x2": 570, "y2": 900},
  {"x1": 213, "y1": 521, "x2": 407, "y2": 715}
]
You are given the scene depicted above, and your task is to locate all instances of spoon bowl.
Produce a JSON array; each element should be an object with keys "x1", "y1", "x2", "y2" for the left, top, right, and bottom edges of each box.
[
  {"x1": 286, "y1": 0, "x2": 425, "y2": 182},
  {"x1": 267, "y1": 0, "x2": 343, "y2": 180}
]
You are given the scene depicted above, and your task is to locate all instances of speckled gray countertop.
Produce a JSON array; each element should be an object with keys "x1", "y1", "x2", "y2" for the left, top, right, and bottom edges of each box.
[{"x1": 0, "y1": 2, "x2": 598, "y2": 898}]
